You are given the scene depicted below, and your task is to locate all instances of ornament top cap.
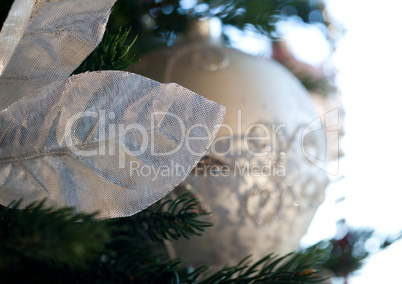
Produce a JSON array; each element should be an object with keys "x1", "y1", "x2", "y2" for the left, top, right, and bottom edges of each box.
[{"x1": 184, "y1": 18, "x2": 222, "y2": 42}]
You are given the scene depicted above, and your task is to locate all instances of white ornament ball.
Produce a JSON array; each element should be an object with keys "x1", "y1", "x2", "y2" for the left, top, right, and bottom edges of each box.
[{"x1": 128, "y1": 29, "x2": 329, "y2": 266}]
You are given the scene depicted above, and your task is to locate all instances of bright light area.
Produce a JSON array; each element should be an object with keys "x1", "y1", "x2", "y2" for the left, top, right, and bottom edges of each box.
[
  {"x1": 277, "y1": 20, "x2": 331, "y2": 66},
  {"x1": 224, "y1": 25, "x2": 272, "y2": 57},
  {"x1": 296, "y1": 0, "x2": 402, "y2": 282}
]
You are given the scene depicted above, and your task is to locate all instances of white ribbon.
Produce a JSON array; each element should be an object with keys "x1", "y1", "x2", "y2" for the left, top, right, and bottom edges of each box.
[{"x1": 0, "y1": 0, "x2": 225, "y2": 218}]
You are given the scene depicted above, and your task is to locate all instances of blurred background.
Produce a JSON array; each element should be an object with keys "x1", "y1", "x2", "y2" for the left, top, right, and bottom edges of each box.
[{"x1": 299, "y1": 0, "x2": 402, "y2": 283}]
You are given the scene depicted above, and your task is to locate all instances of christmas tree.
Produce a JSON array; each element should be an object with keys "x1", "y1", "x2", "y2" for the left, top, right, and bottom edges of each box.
[{"x1": 0, "y1": 1, "x2": 397, "y2": 283}]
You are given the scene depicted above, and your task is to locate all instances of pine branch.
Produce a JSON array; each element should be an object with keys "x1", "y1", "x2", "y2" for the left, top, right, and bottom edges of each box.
[
  {"x1": 73, "y1": 27, "x2": 139, "y2": 74},
  {"x1": 206, "y1": 0, "x2": 326, "y2": 37},
  {"x1": 116, "y1": 193, "x2": 213, "y2": 243},
  {"x1": 0, "y1": 200, "x2": 112, "y2": 283},
  {"x1": 194, "y1": 252, "x2": 326, "y2": 283},
  {"x1": 0, "y1": 200, "x2": 110, "y2": 269},
  {"x1": 97, "y1": 241, "x2": 184, "y2": 283},
  {"x1": 104, "y1": 0, "x2": 330, "y2": 55},
  {"x1": 95, "y1": 193, "x2": 213, "y2": 283},
  {"x1": 0, "y1": 196, "x2": 327, "y2": 283}
]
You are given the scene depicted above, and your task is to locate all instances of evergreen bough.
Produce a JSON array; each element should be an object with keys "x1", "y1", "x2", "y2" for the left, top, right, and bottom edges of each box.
[{"x1": 0, "y1": 195, "x2": 327, "y2": 283}]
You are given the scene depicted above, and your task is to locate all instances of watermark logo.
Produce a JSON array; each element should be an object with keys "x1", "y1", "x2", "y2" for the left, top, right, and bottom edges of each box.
[
  {"x1": 129, "y1": 160, "x2": 286, "y2": 180},
  {"x1": 64, "y1": 108, "x2": 341, "y2": 177},
  {"x1": 302, "y1": 108, "x2": 340, "y2": 175}
]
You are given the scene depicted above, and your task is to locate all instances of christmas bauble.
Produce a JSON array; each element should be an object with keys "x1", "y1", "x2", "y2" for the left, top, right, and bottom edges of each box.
[{"x1": 128, "y1": 20, "x2": 329, "y2": 266}]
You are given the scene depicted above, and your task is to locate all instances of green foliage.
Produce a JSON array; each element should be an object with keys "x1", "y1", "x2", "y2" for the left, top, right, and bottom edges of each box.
[
  {"x1": 117, "y1": 193, "x2": 213, "y2": 243},
  {"x1": 108, "y1": 0, "x2": 328, "y2": 55},
  {"x1": 0, "y1": 200, "x2": 110, "y2": 269},
  {"x1": 95, "y1": 194, "x2": 214, "y2": 283},
  {"x1": 108, "y1": 0, "x2": 189, "y2": 55},
  {"x1": 0, "y1": 200, "x2": 111, "y2": 283},
  {"x1": 208, "y1": 0, "x2": 280, "y2": 36},
  {"x1": 73, "y1": 27, "x2": 138, "y2": 74},
  {"x1": 0, "y1": 195, "x2": 327, "y2": 283},
  {"x1": 197, "y1": 252, "x2": 326, "y2": 283}
]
